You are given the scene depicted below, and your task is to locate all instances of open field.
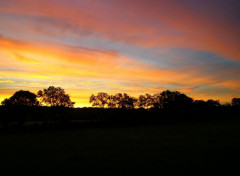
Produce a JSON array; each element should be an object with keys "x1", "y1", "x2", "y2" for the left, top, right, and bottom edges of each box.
[{"x1": 0, "y1": 119, "x2": 240, "y2": 176}]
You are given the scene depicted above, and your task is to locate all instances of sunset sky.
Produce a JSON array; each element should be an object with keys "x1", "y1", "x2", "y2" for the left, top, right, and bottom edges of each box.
[{"x1": 0, "y1": 0, "x2": 240, "y2": 107}]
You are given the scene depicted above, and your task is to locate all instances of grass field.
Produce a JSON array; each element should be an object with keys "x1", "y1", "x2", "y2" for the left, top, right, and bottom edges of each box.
[{"x1": 0, "y1": 119, "x2": 240, "y2": 176}]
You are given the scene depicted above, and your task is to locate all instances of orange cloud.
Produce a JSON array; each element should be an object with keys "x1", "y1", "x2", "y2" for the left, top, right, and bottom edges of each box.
[
  {"x1": 2, "y1": 35, "x2": 234, "y2": 88},
  {"x1": 1, "y1": 1, "x2": 239, "y2": 61},
  {"x1": 1, "y1": 35, "x2": 228, "y2": 106}
]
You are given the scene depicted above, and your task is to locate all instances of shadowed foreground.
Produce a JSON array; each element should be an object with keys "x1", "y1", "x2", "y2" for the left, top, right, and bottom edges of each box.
[{"x1": 0, "y1": 119, "x2": 240, "y2": 176}]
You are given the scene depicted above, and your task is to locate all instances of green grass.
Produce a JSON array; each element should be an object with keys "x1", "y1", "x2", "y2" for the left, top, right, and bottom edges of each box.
[{"x1": 1, "y1": 119, "x2": 240, "y2": 176}]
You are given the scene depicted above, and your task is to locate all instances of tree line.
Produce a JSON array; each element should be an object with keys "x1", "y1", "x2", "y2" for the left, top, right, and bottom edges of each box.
[
  {"x1": 89, "y1": 91, "x2": 240, "y2": 109},
  {"x1": 0, "y1": 86, "x2": 240, "y2": 128},
  {"x1": 1, "y1": 86, "x2": 240, "y2": 109}
]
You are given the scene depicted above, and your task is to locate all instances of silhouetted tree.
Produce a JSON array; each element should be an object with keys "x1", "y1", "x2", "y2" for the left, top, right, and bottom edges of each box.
[
  {"x1": 90, "y1": 92, "x2": 137, "y2": 109},
  {"x1": 194, "y1": 100, "x2": 208, "y2": 109},
  {"x1": 89, "y1": 92, "x2": 109, "y2": 108},
  {"x1": 174, "y1": 92, "x2": 193, "y2": 108},
  {"x1": 194, "y1": 100, "x2": 206, "y2": 105},
  {"x1": 160, "y1": 90, "x2": 193, "y2": 109},
  {"x1": 138, "y1": 94, "x2": 155, "y2": 109},
  {"x1": 1, "y1": 90, "x2": 39, "y2": 107},
  {"x1": 0, "y1": 90, "x2": 39, "y2": 127},
  {"x1": 138, "y1": 95, "x2": 147, "y2": 108},
  {"x1": 152, "y1": 93, "x2": 163, "y2": 109},
  {"x1": 232, "y1": 98, "x2": 240, "y2": 107},
  {"x1": 37, "y1": 86, "x2": 74, "y2": 107},
  {"x1": 107, "y1": 95, "x2": 117, "y2": 108},
  {"x1": 114, "y1": 93, "x2": 137, "y2": 109},
  {"x1": 206, "y1": 99, "x2": 220, "y2": 107},
  {"x1": 122, "y1": 93, "x2": 137, "y2": 109}
]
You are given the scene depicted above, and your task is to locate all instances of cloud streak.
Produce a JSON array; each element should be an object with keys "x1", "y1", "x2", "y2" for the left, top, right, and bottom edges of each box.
[{"x1": 1, "y1": 0, "x2": 239, "y2": 60}]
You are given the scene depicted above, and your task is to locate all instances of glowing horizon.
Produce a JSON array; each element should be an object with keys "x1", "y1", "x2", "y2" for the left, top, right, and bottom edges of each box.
[{"x1": 0, "y1": 0, "x2": 240, "y2": 107}]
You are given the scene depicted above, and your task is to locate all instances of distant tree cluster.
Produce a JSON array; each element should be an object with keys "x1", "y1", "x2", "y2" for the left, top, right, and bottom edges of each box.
[
  {"x1": 138, "y1": 90, "x2": 194, "y2": 109},
  {"x1": 90, "y1": 92, "x2": 137, "y2": 109},
  {"x1": 1, "y1": 86, "x2": 75, "y2": 107},
  {"x1": 89, "y1": 90, "x2": 225, "y2": 109}
]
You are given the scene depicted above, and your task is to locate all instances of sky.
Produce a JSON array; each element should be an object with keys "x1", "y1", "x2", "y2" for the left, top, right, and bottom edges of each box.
[{"x1": 0, "y1": 0, "x2": 240, "y2": 107}]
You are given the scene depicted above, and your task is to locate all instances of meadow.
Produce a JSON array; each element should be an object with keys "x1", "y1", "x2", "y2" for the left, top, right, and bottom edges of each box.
[{"x1": 0, "y1": 118, "x2": 240, "y2": 176}]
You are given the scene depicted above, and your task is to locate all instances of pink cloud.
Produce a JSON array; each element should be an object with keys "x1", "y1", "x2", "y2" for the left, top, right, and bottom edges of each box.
[{"x1": 1, "y1": 0, "x2": 239, "y2": 60}]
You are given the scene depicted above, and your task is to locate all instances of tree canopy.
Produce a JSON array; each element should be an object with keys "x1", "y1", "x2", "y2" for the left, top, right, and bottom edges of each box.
[
  {"x1": 1, "y1": 90, "x2": 39, "y2": 107},
  {"x1": 89, "y1": 90, "x2": 222, "y2": 110},
  {"x1": 90, "y1": 92, "x2": 137, "y2": 109},
  {"x1": 160, "y1": 90, "x2": 193, "y2": 109},
  {"x1": 37, "y1": 86, "x2": 75, "y2": 107},
  {"x1": 90, "y1": 92, "x2": 108, "y2": 108}
]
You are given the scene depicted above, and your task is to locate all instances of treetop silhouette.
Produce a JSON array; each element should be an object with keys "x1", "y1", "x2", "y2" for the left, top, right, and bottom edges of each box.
[
  {"x1": 1, "y1": 88, "x2": 238, "y2": 110},
  {"x1": 1, "y1": 90, "x2": 39, "y2": 107},
  {"x1": 90, "y1": 92, "x2": 137, "y2": 109},
  {"x1": 37, "y1": 86, "x2": 75, "y2": 107},
  {"x1": 88, "y1": 90, "x2": 224, "y2": 110}
]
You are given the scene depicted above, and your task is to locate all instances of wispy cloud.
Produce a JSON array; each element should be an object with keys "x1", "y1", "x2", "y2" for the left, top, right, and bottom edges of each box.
[{"x1": 0, "y1": 79, "x2": 15, "y2": 83}]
